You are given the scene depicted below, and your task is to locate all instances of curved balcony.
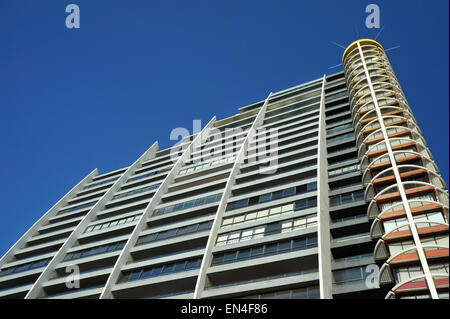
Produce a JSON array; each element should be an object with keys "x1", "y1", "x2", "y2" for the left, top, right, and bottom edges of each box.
[
  {"x1": 357, "y1": 121, "x2": 422, "y2": 149},
  {"x1": 360, "y1": 138, "x2": 431, "y2": 171},
  {"x1": 384, "y1": 275, "x2": 449, "y2": 299},
  {"x1": 370, "y1": 199, "x2": 449, "y2": 239},
  {"x1": 358, "y1": 129, "x2": 425, "y2": 162},
  {"x1": 343, "y1": 38, "x2": 449, "y2": 298},
  {"x1": 355, "y1": 114, "x2": 415, "y2": 140},
  {"x1": 355, "y1": 105, "x2": 414, "y2": 134},
  {"x1": 364, "y1": 165, "x2": 446, "y2": 200},
  {"x1": 361, "y1": 150, "x2": 437, "y2": 180},
  {"x1": 367, "y1": 181, "x2": 449, "y2": 219}
]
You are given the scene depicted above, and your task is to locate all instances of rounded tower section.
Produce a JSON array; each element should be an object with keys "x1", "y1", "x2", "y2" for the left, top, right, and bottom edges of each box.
[{"x1": 342, "y1": 39, "x2": 449, "y2": 299}]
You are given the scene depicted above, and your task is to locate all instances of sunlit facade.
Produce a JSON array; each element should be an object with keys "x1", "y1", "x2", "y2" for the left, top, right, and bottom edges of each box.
[{"x1": 0, "y1": 39, "x2": 447, "y2": 299}]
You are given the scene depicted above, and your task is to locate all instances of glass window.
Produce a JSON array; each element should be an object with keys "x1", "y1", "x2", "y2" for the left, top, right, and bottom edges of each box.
[
  {"x1": 257, "y1": 210, "x2": 269, "y2": 219},
  {"x1": 173, "y1": 262, "x2": 186, "y2": 272},
  {"x1": 293, "y1": 238, "x2": 306, "y2": 249},
  {"x1": 295, "y1": 199, "x2": 307, "y2": 210},
  {"x1": 294, "y1": 218, "x2": 307, "y2": 230},
  {"x1": 129, "y1": 271, "x2": 141, "y2": 282},
  {"x1": 223, "y1": 252, "x2": 237, "y2": 263},
  {"x1": 307, "y1": 182, "x2": 317, "y2": 192},
  {"x1": 233, "y1": 215, "x2": 245, "y2": 224},
  {"x1": 253, "y1": 226, "x2": 265, "y2": 238},
  {"x1": 281, "y1": 204, "x2": 294, "y2": 213},
  {"x1": 162, "y1": 264, "x2": 175, "y2": 274},
  {"x1": 222, "y1": 218, "x2": 233, "y2": 226},
  {"x1": 227, "y1": 232, "x2": 240, "y2": 244},
  {"x1": 141, "y1": 269, "x2": 153, "y2": 279},
  {"x1": 308, "y1": 198, "x2": 317, "y2": 208},
  {"x1": 278, "y1": 241, "x2": 291, "y2": 252},
  {"x1": 269, "y1": 206, "x2": 282, "y2": 216},
  {"x1": 250, "y1": 246, "x2": 263, "y2": 257},
  {"x1": 217, "y1": 234, "x2": 228, "y2": 245},
  {"x1": 282, "y1": 221, "x2": 293, "y2": 233},
  {"x1": 197, "y1": 222, "x2": 211, "y2": 232},
  {"x1": 292, "y1": 288, "x2": 308, "y2": 299},
  {"x1": 258, "y1": 194, "x2": 271, "y2": 203},
  {"x1": 246, "y1": 212, "x2": 257, "y2": 221},
  {"x1": 231, "y1": 199, "x2": 248, "y2": 210},
  {"x1": 212, "y1": 255, "x2": 223, "y2": 265},
  {"x1": 282, "y1": 188, "x2": 296, "y2": 197},
  {"x1": 306, "y1": 236, "x2": 318, "y2": 247},
  {"x1": 265, "y1": 243, "x2": 277, "y2": 255},
  {"x1": 237, "y1": 249, "x2": 251, "y2": 261},
  {"x1": 341, "y1": 193, "x2": 353, "y2": 204},
  {"x1": 241, "y1": 229, "x2": 254, "y2": 241},
  {"x1": 271, "y1": 191, "x2": 283, "y2": 200}
]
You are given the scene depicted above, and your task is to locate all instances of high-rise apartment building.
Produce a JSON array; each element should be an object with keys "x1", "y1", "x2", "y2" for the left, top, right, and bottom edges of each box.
[{"x1": 0, "y1": 39, "x2": 448, "y2": 299}]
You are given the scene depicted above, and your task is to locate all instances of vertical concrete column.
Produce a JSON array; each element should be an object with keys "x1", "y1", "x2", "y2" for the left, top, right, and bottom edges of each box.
[
  {"x1": 0, "y1": 169, "x2": 98, "y2": 269},
  {"x1": 317, "y1": 75, "x2": 332, "y2": 299},
  {"x1": 193, "y1": 93, "x2": 272, "y2": 299},
  {"x1": 356, "y1": 42, "x2": 438, "y2": 298},
  {"x1": 99, "y1": 116, "x2": 217, "y2": 299},
  {"x1": 25, "y1": 142, "x2": 160, "y2": 299}
]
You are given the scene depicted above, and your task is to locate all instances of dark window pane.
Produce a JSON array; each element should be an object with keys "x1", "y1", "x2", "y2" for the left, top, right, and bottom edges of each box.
[
  {"x1": 277, "y1": 241, "x2": 291, "y2": 252},
  {"x1": 129, "y1": 271, "x2": 141, "y2": 282},
  {"x1": 293, "y1": 238, "x2": 306, "y2": 249},
  {"x1": 292, "y1": 288, "x2": 308, "y2": 299},
  {"x1": 308, "y1": 198, "x2": 317, "y2": 207},
  {"x1": 306, "y1": 236, "x2": 318, "y2": 247},
  {"x1": 141, "y1": 269, "x2": 153, "y2": 279},
  {"x1": 211, "y1": 255, "x2": 223, "y2": 265},
  {"x1": 264, "y1": 244, "x2": 277, "y2": 255},
  {"x1": 186, "y1": 259, "x2": 201, "y2": 269},
  {"x1": 173, "y1": 262, "x2": 186, "y2": 272},
  {"x1": 151, "y1": 266, "x2": 163, "y2": 276},
  {"x1": 194, "y1": 198, "x2": 205, "y2": 206},
  {"x1": 307, "y1": 182, "x2": 317, "y2": 192},
  {"x1": 295, "y1": 200, "x2": 307, "y2": 210},
  {"x1": 282, "y1": 188, "x2": 296, "y2": 197},
  {"x1": 183, "y1": 201, "x2": 194, "y2": 210},
  {"x1": 258, "y1": 194, "x2": 271, "y2": 203},
  {"x1": 162, "y1": 264, "x2": 175, "y2": 273},
  {"x1": 265, "y1": 222, "x2": 282, "y2": 235},
  {"x1": 223, "y1": 252, "x2": 237, "y2": 263},
  {"x1": 197, "y1": 222, "x2": 211, "y2": 232},
  {"x1": 237, "y1": 249, "x2": 251, "y2": 260},
  {"x1": 271, "y1": 191, "x2": 283, "y2": 200},
  {"x1": 341, "y1": 193, "x2": 353, "y2": 204},
  {"x1": 250, "y1": 247, "x2": 263, "y2": 257}
]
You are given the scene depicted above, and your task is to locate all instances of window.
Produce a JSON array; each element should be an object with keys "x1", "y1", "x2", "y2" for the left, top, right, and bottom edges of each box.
[
  {"x1": 137, "y1": 221, "x2": 212, "y2": 246},
  {"x1": 154, "y1": 193, "x2": 222, "y2": 216},
  {"x1": 227, "y1": 184, "x2": 317, "y2": 211},
  {"x1": 329, "y1": 190, "x2": 364, "y2": 207},
  {"x1": 211, "y1": 236, "x2": 318, "y2": 266},
  {"x1": 120, "y1": 258, "x2": 202, "y2": 283}
]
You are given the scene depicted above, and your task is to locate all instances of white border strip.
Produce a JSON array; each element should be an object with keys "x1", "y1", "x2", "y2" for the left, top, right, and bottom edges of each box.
[
  {"x1": 99, "y1": 117, "x2": 216, "y2": 299},
  {"x1": 356, "y1": 42, "x2": 438, "y2": 299},
  {"x1": 193, "y1": 93, "x2": 272, "y2": 299}
]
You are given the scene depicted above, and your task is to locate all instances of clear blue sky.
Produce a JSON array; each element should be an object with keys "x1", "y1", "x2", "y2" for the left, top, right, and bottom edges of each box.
[{"x1": 0, "y1": 0, "x2": 448, "y2": 257}]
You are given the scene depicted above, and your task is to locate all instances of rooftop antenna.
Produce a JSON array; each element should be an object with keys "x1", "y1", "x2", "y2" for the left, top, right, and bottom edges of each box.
[
  {"x1": 384, "y1": 45, "x2": 401, "y2": 53},
  {"x1": 374, "y1": 25, "x2": 385, "y2": 41},
  {"x1": 331, "y1": 41, "x2": 346, "y2": 50},
  {"x1": 328, "y1": 63, "x2": 342, "y2": 70}
]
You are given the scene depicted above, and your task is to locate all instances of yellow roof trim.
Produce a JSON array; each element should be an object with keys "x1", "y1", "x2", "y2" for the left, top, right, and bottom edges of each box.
[{"x1": 342, "y1": 39, "x2": 384, "y2": 65}]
